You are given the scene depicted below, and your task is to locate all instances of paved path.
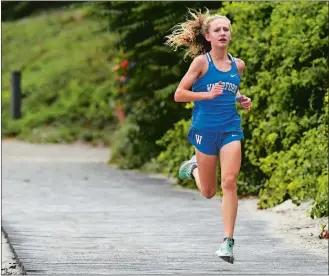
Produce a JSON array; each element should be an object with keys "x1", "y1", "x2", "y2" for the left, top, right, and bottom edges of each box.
[{"x1": 2, "y1": 140, "x2": 328, "y2": 275}]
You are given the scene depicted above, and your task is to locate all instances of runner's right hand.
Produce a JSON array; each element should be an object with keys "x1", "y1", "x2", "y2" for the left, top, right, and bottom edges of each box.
[{"x1": 208, "y1": 82, "x2": 223, "y2": 99}]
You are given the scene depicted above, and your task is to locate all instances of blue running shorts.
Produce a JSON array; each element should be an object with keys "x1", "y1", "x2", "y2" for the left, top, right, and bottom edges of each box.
[{"x1": 187, "y1": 127, "x2": 244, "y2": 156}]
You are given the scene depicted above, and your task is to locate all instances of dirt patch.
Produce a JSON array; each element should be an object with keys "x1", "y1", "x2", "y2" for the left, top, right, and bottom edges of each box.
[{"x1": 244, "y1": 199, "x2": 328, "y2": 257}]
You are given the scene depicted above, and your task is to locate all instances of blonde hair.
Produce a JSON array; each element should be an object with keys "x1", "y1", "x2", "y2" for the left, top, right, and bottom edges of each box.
[{"x1": 165, "y1": 9, "x2": 232, "y2": 59}]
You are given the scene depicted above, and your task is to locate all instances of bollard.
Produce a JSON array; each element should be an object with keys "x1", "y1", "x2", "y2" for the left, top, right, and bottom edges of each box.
[{"x1": 11, "y1": 71, "x2": 21, "y2": 119}]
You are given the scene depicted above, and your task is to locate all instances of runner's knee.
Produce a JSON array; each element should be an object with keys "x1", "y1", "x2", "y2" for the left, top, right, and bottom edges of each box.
[
  {"x1": 201, "y1": 186, "x2": 217, "y2": 199},
  {"x1": 221, "y1": 175, "x2": 237, "y2": 192}
]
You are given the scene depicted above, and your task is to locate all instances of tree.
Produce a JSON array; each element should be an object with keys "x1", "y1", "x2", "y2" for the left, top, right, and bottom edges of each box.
[{"x1": 1, "y1": 2, "x2": 77, "y2": 21}]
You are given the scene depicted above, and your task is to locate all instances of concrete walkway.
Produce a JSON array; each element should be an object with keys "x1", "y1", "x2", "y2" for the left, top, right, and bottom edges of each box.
[{"x1": 2, "y1": 140, "x2": 328, "y2": 275}]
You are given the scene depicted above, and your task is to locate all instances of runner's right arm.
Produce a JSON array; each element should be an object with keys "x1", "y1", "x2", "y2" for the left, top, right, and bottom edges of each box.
[{"x1": 174, "y1": 55, "x2": 223, "y2": 102}]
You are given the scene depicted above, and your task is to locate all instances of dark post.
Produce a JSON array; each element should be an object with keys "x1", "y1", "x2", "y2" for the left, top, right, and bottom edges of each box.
[{"x1": 11, "y1": 71, "x2": 21, "y2": 119}]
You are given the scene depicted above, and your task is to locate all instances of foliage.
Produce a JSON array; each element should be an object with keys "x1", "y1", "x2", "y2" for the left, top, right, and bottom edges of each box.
[
  {"x1": 108, "y1": 120, "x2": 143, "y2": 168},
  {"x1": 258, "y1": 119, "x2": 328, "y2": 217},
  {"x1": 156, "y1": 119, "x2": 194, "y2": 185},
  {"x1": 92, "y1": 1, "x2": 223, "y2": 168},
  {"x1": 223, "y1": 2, "x2": 328, "y2": 211},
  {"x1": 1, "y1": 1, "x2": 75, "y2": 21},
  {"x1": 2, "y1": 5, "x2": 119, "y2": 145},
  {"x1": 157, "y1": 2, "x2": 328, "y2": 213}
]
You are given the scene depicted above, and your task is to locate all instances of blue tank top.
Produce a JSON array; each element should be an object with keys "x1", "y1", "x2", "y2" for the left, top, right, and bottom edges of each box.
[{"x1": 191, "y1": 52, "x2": 242, "y2": 132}]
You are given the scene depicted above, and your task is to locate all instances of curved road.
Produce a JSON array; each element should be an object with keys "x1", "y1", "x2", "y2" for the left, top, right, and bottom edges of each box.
[{"x1": 2, "y1": 140, "x2": 328, "y2": 275}]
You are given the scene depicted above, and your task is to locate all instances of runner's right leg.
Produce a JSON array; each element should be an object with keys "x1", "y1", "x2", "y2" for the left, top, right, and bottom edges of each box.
[{"x1": 179, "y1": 148, "x2": 218, "y2": 199}]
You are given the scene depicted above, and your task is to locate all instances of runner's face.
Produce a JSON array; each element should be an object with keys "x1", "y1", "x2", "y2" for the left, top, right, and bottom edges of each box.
[{"x1": 205, "y1": 19, "x2": 231, "y2": 49}]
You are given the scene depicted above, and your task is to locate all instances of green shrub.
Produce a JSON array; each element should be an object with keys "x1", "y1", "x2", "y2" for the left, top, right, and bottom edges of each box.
[
  {"x1": 156, "y1": 119, "x2": 194, "y2": 186},
  {"x1": 258, "y1": 125, "x2": 327, "y2": 209},
  {"x1": 310, "y1": 169, "x2": 328, "y2": 219},
  {"x1": 259, "y1": 91, "x2": 328, "y2": 217},
  {"x1": 108, "y1": 120, "x2": 143, "y2": 169},
  {"x1": 220, "y1": 1, "x2": 328, "y2": 187}
]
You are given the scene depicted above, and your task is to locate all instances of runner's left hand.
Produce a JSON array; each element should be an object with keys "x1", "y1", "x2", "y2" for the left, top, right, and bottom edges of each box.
[{"x1": 240, "y1": 95, "x2": 251, "y2": 111}]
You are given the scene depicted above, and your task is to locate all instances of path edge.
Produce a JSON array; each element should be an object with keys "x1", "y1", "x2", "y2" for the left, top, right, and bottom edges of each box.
[{"x1": 2, "y1": 226, "x2": 27, "y2": 275}]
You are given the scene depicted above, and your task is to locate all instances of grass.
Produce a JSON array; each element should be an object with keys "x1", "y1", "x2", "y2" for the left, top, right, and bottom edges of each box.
[{"x1": 2, "y1": 4, "x2": 119, "y2": 145}]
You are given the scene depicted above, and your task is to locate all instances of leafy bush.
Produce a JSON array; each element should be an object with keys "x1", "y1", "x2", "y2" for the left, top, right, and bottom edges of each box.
[
  {"x1": 219, "y1": 1, "x2": 328, "y2": 189},
  {"x1": 156, "y1": 119, "x2": 194, "y2": 184},
  {"x1": 258, "y1": 124, "x2": 328, "y2": 211},
  {"x1": 108, "y1": 120, "x2": 144, "y2": 169},
  {"x1": 310, "y1": 169, "x2": 328, "y2": 219},
  {"x1": 258, "y1": 90, "x2": 328, "y2": 217}
]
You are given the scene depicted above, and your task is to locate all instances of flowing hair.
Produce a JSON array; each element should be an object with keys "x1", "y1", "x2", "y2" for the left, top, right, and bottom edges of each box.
[{"x1": 165, "y1": 9, "x2": 232, "y2": 59}]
